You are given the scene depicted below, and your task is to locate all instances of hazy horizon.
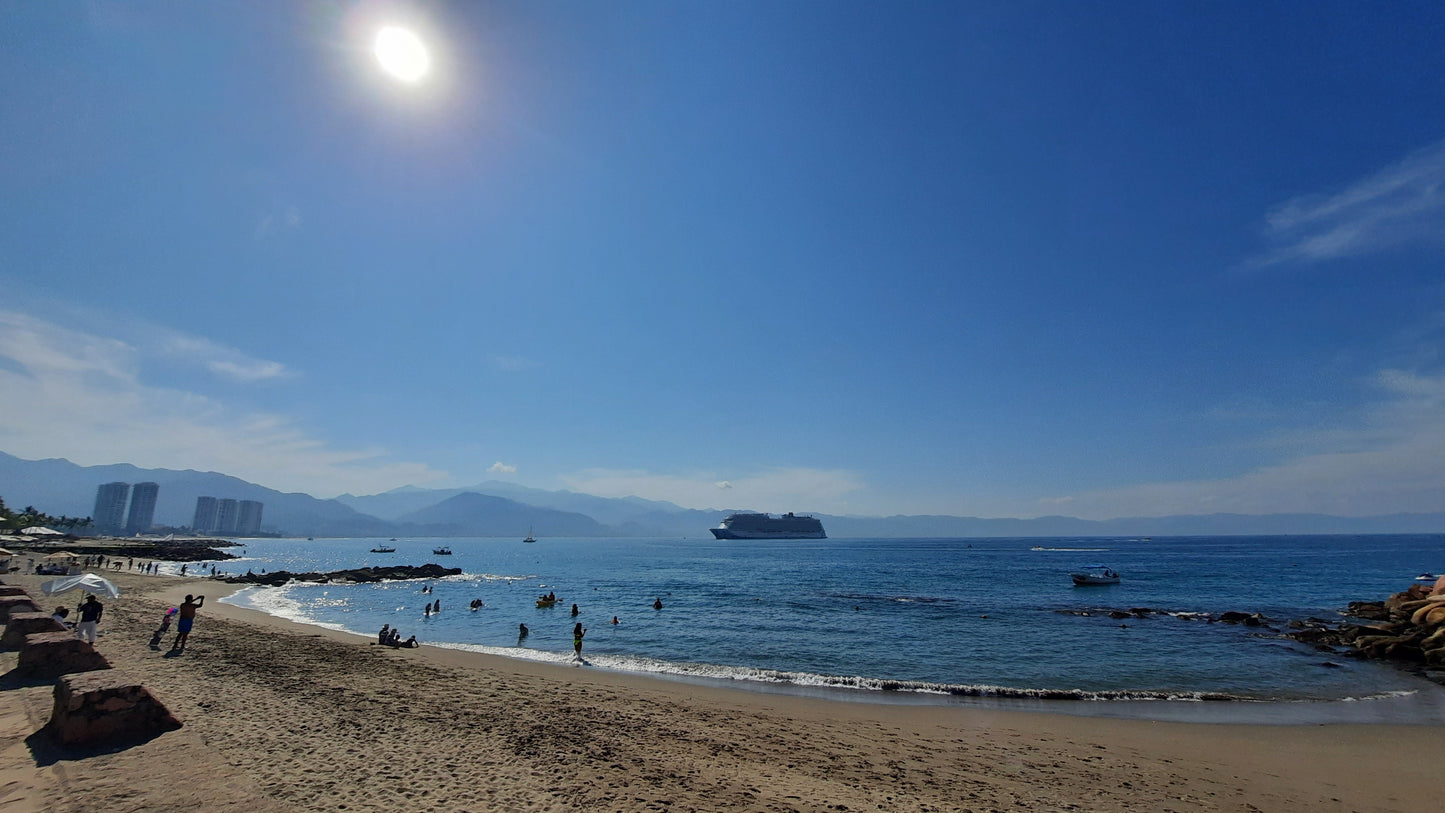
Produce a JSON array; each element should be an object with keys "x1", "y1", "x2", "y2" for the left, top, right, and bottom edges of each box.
[{"x1": 4, "y1": 3, "x2": 1445, "y2": 520}]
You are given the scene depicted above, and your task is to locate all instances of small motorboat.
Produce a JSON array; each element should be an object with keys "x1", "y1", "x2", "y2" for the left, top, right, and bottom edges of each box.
[
  {"x1": 370, "y1": 545, "x2": 396, "y2": 553},
  {"x1": 1416, "y1": 573, "x2": 1438, "y2": 582},
  {"x1": 432, "y1": 547, "x2": 452, "y2": 555},
  {"x1": 1071, "y1": 565, "x2": 1120, "y2": 586}
]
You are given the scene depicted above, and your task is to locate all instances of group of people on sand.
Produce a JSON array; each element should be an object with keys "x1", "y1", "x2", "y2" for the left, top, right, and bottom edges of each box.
[{"x1": 378, "y1": 623, "x2": 418, "y2": 648}]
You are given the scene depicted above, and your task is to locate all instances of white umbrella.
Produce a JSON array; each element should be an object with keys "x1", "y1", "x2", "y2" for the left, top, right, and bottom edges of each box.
[{"x1": 40, "y1": 573, "x2": 120, "y2": 599}]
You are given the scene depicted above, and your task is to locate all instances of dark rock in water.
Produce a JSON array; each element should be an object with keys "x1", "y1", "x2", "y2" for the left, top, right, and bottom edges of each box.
[
  {"x1": 1346, "y1": 601, "x2": 1390, "y2": 621},
  {"x1": 1217, "y1": 611, "x2": 1265, "y2": 626},
  {"x1": 1108, "y1": 611, "x2": 1132, "y2": 619},
  {"x1": 223, "y1": 564, "x2": 461, "y2": 586},
  {"x1": 1318, "y1": 661, "x2": 1342, "y2": 668}
]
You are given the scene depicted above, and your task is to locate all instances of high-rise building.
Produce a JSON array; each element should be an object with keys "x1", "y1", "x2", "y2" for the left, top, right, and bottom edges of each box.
[
  {"x1": 216, "y1": 498, "x2": 239, "y2": 534},
  {"x1": 193, "y1": 496, "x2": 219, "y2": 532},
  {"x1": 93, "y1": 482, "x2": 130, "y2": 534},
  {"x1": 237, "y1": 500, "x2": 264, "y2": 535},
  {"x1": 125, "y1": 482, "x2": 159, "y2": 534}
]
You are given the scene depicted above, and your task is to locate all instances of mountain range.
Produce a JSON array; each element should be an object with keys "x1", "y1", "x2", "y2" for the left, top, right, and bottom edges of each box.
[{"x1": 2, "y1": 451, "x2": 1442, "y2": 538}]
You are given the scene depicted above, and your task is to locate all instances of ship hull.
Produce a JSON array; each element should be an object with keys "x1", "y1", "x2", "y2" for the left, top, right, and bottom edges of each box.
[{"x1": 710, "y1": 527, "x2": 827, "y2": 540}]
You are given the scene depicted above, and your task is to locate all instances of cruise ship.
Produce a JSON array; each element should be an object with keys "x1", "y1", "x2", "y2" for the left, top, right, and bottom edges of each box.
[{"x1": 709, "y1": 512, "x2": 827, "y2": 539}]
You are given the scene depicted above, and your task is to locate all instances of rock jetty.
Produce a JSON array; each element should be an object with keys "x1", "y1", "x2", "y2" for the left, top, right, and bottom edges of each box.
[
  {"x1": 223, "y1": 563, "x2": 461, "y2": 587},
  {"x1": 18, "y1": 538, "x2": 240, "y2": 562},
  {"x1": 1286, "y1": 579, "x2": 1445, "y2": 685}
]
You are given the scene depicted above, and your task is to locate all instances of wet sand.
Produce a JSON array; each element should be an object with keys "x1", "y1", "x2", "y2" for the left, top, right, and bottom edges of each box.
[{"x1": 1, "y1": 569, "x2": 1440, "y2": 812}]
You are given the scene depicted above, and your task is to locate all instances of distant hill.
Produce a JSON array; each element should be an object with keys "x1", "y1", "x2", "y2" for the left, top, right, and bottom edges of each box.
[
  {"x1": 394, "y1": 492, "x2": 609, "y2": 537},
  {"x1": 4, "y1": 451, "x2": 1443, "y2": 538},
  {"x1": 0, "y1": 451, "x2": 395, "y2": 538}
]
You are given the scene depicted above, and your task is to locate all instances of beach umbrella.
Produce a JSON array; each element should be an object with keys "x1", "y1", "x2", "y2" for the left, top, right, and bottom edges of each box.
[
  {"x1": 40, "y1": 573, "x2": 121, "y2": 599},
  {"x1": 43, "y1": 552, "x2": 79, "y2": 561},
  {"x1": 0, "y1": 548, "x2": 13, "y2": 556}
]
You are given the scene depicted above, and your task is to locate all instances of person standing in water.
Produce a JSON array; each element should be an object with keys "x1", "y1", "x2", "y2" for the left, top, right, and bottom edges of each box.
[{"x1": 573, "y1": 622, "x2": 586, "y2": 657}]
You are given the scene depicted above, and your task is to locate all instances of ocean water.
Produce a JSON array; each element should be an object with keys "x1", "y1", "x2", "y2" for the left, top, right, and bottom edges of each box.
[{"x1": 179, "y1": 534, "x2": 1445, "y2": 722}]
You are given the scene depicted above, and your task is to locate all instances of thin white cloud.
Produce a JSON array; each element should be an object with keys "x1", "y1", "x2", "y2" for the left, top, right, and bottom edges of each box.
[
  {"x1": 1034, "y1": 367, "x2": 1445, "y2": 519},
  {"x1": 1251, "y1": 139, "x2": 1445, "y2": 267},
  {"x1": 255, "y1": 204, "x2": 302, "y2": 239},
  {"x1": 157, "y1": 333, "x2": 292, "y2": 382},
  {"x1": 488, "y1": 461, "x2": 517, "y2": 474},
  {"x1": 560, "y1": 467, "x2": 864, "y2": 514},
  {"x1": 206, "y1": 359, "x2": 289, "y2": 382},
  {"x1": 0, "y1": 311, "x2": 445, "y2": 496}
]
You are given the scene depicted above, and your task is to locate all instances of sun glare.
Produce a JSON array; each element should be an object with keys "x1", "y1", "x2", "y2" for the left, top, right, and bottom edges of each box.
[{"x1": 374, "y1": 26, "x2": 430, "y2": 83}]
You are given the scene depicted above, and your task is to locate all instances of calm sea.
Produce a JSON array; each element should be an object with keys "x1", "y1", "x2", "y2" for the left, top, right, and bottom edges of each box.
[{"x1": 174, "y1": 534, "x2": 1445, "y2": 723}]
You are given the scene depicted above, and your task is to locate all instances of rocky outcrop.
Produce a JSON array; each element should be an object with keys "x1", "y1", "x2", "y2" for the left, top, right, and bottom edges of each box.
[
  {"x1": 47, "y1": 669, "x2": 181, "y2": 746},
  {"x1": 1285, "y1": 583, "x2": 1445, "y2": 682},
  {"x1": 222, "y1": 563, "x2": 462, "y2": 587},
  {"x1": 16, "y1": 631, "x2": 111, "y2": 679},
  {"x1": 57, "y1": 539, "x2": 239, "y2": 562}
]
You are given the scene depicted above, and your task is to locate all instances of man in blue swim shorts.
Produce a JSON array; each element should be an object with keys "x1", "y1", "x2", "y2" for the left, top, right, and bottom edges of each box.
[{"x1": 171, "y1": 594, "x2": 204, "y2": 651}]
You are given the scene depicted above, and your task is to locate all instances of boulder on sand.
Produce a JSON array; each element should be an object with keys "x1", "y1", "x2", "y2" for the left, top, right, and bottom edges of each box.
[
  {"x1": 16, "y1": 631, "x2": 111, "y2": 679},
  {"x1": 47, "y1": 669, "x2": 181, "y2": 747},
  {"x1": 1, "y1": 612, "x2": 65, "y2": 649}
]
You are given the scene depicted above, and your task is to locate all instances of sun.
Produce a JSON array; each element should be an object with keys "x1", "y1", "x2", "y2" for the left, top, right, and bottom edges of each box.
[{"x1": 373, "y1": 26, "x2": 430, "y2": 83}]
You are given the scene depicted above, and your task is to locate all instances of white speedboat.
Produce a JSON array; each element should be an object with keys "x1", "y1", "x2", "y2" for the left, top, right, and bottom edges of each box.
[{"x1": 1071, "y1": 566, "x2": 1120, "y2": 586}]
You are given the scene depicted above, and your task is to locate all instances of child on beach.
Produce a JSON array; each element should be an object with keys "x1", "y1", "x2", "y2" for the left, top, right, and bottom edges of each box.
[{"x1": 149, "y1": 607, "x2": 176, "y2": 648}]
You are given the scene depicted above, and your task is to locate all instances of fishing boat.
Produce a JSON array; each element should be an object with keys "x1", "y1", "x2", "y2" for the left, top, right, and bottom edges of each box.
[
  {"x1": 370, "y1": 545, "x2": 396, "y2": 553},
  {"x1": 523, "y1": 527, "x2": 536, "y2": 544},
  {"x1": 432, "y1": 546, "x2": 452, "y2": 555},
  {"x1": 1071, "y1": 565, "x2": 1120, "y2": 586}
]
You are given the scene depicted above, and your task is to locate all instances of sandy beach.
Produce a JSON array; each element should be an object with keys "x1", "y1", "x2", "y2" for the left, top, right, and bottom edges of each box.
[{"x1": 0, "y1": 569, "x2": 1440, "y2": 813}]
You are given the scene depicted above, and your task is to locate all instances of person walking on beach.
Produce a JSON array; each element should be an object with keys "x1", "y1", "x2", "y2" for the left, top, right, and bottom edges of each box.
[
  {"x1": 573, "y1": 622, "x2": 586, "y2": 658},
  {"x1": 76, "y1": 595, "x2": 103, "y2": 643},
  {"x1": 171, "y1": 594, "x2": 204, "y2": 651}
]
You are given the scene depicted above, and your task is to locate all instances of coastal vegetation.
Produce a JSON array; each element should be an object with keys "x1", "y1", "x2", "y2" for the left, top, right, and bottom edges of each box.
[{"x1": 0, "y1": 495, "x2": 91, "y2": 533}]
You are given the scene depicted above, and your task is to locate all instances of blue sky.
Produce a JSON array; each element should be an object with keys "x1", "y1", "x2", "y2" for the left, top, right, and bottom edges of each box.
[{"x1": 3, "y1": 1, "x2": 1445, "y2": 519}]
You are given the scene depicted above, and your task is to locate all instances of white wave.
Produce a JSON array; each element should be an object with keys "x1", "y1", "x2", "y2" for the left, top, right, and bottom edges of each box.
[
  {"x1": 1030, "y1": 547, "x2": 1111, "y2": 552},
  {"x1": 221, "y1": 585, "x2": 366, "y2": 637}
]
